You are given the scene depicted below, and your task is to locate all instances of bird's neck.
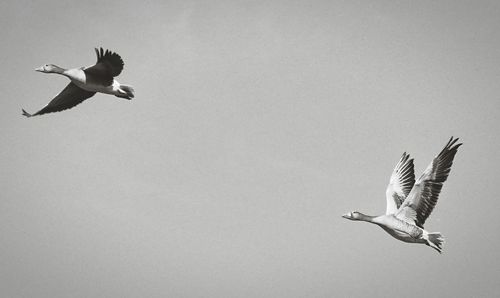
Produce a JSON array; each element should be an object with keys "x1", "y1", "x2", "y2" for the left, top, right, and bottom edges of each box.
[
  {"x1": 52, "y1": 65, "x2": 67, "y2": 74},
  {"x1": 357, "y1": 213, "x2": 377, "y2": 223}
]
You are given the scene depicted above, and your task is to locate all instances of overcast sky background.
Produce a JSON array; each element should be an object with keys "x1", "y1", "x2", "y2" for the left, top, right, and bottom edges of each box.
[{"x1": 1, "y1": 1, "x2": 500, "y2": 297}]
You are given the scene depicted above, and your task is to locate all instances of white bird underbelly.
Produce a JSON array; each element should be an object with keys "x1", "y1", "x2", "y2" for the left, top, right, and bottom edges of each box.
[
  {"x1": 73, "y1": 78, "x2": 122, "y2": 95},
  {"x1": 64, "y1": 69, "x2": 123, "y2": 95},
  {"x1": 380, "y1": 225, "x2": 425, "y2": 243},
  {"x1": 374, "y1": 215, "x2": 426, "y2": 243}
]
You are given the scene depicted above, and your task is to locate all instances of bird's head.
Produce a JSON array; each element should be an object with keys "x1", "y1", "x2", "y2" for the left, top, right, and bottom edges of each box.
[
  {"x1": 35, "y1": 64, "x2": 63, "y2": 74},
  {"x1": 342, "y1": 211, "x2": 364, "y2": 221}
]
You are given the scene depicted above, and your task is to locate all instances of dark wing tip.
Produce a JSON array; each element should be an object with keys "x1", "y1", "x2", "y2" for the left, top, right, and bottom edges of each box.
[
  {"x1": 447, "y1": 136, "x2": 461, "y2": 148},
  {"x1": 447, "y1": 137, "x2": 462, "y2": 152},
  {"x1": 22, "y1": 109, "x2": 33, "y2": 117},
  {"x1": 93, "y1": 47, "x2": 124, "y2": 76},
  {"x1": 437, "y1": 137, "x2": 461, "y2": 157},
  {"x1": 399, "y1": 152, "x2": 412, "y2": 164}
]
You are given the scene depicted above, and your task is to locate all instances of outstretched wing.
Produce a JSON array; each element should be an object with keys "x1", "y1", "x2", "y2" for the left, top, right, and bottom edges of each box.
[
  {"x1": 395, "y1": 137, "x2": 462, "y2": 227},
  {"x1": 385, "y1": 152, "x2": 415, "y2": 214},
  {"x1": 22, "y1": 83, "x2": 95, "y2": 117},
  {"x1": 83, "y1": 48, "x2": 124, "y2": 86}
]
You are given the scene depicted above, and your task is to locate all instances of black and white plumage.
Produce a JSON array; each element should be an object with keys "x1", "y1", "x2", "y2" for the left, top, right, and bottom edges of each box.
[
  {"x1": 396, "y1": 137, "x2": 462, "y2": 228},
  {"x1": 84, "y1": 48, "x2": 124, "y2": 85},
  {"x1": 343, "y1": 137, "x2": 462, "y2": 253},
  {"x1": 385, "y1": 152, "x2": 415, "y2": 214},
  {"x1": 22, "y1": 47, "x2": 134, "y2": 117}
]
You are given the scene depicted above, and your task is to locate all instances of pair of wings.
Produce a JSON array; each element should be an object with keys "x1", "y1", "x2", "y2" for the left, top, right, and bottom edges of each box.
[
  {"x1": 385, "y1": 137, "x2": 462, "y2": 228},
  {"x1": 23, "y1": 48, "x2": 124, "y2": 117}
]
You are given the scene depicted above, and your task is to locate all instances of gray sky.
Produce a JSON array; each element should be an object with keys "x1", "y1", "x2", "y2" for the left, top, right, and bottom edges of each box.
[{"x1": 1, "y1": 0, "x2": 500, "y2": 297}]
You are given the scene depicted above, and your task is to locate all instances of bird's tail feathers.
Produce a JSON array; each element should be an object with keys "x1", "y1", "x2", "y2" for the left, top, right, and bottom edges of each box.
[
  {"x1": 426, "y1": 232, "x2": 445, "y2": 254},
  {"x1": 120, "y1": 84, "x2": 135, "y2": 99}
]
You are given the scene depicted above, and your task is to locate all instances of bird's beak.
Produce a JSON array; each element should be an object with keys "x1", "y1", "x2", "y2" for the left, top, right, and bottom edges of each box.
[
  {"x1": 342, "y1": 212, "x2": 351, "y2": 219},
  {"x1": 35, "y1": 66, "x2": 44, "y2": 72}
]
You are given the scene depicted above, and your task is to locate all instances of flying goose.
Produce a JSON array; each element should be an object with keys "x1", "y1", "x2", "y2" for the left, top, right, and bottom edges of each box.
[
  {"x1": 342, "y1": 137, "x2": 462, "y2": 253},
  {"x1": 22, "y1": 48, "x2": 134, "y2": 117}
]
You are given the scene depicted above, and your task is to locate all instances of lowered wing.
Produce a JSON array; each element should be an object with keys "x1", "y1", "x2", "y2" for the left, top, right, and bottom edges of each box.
[{"x1": 22, "y1": 83, "x2": 96, "y2": 117}]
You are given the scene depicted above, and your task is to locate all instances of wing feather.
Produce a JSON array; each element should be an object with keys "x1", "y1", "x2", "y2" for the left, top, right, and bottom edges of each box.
[
  {"x1": 385, "y1": 152, "x2": 415, "y2": 214},
  {"x1": 396, "y1": 137, "x2": 462, "y2": 227},
  {"x1": 22, "y1": 83, "x2": 95, "y2": 117},
  {"x1": 83, "y1": 47, "x2": 124, "y2": 86}
]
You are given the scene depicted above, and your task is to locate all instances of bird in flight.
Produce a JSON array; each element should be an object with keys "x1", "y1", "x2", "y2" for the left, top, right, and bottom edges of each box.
[
  {"x1": 342, "y1": 137, "x2": 462, "y2": 253},
  {"x1": 23, "y1": 48, "x2": 134, "y2": 117}
]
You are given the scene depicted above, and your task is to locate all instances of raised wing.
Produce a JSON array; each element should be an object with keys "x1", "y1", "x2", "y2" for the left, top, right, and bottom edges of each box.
[
  {"x1": 22, "y1": 83, "x2": 95, "y2": 117},
  {"x1": 395, "y1": 137, "x2": 462, "y2": 227},
  {"x1": 83, "y1": 48, "x2": 124, "y2": 86},
  {"x1": 385, "y1": 152, "x2": 415, "y2": 214}
]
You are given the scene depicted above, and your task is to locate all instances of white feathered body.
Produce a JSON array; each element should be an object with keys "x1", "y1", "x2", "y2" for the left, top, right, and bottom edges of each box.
[
  {"x1": 63, "y1": 68, "x2": 124, "y2": 95},
  {"x1": 373, "y1": 215, "x2": 426, "y2": 244}
]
